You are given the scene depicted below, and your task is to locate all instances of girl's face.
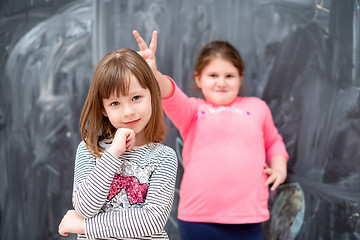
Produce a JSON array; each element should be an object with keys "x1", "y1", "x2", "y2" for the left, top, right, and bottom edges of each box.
[
  {"x1": 195, "y1": 58, "x2": 242, "y2": 106},
  {"x1": 102, "y1": 76, "x2": 152, "y2": 146}
]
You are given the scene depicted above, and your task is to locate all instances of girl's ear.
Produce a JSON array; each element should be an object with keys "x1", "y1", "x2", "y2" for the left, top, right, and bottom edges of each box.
[
  {"x1": 102, "y1": 109, "x2": 108, "y2": 117},
  {"x1": 194, "y1": 72, "x2": 202, "y2": 89}
]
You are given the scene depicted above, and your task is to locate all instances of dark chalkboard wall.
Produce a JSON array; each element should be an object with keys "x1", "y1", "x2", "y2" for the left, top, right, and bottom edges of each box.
[{"x1": 1, "y1": 0, "x2": 359, "y2": 239}]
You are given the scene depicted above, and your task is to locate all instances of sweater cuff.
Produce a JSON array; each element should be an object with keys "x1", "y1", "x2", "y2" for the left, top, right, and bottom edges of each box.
[{"x1": 100, "y1": 151, "x2": 122, "y2": 172}]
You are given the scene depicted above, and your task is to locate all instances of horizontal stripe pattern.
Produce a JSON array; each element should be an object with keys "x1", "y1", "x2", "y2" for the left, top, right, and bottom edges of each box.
[{"x1": 72, "y1": 141, "x2": 177, "y2": 240}]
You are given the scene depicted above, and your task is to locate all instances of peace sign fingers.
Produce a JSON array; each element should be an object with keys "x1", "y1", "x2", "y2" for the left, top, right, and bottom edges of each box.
[
  {"x1": 132, "y1": 30, "x2": 158, "y2": 73},
  {"x1": 133, "y1": 30, "x2": 157, "y2": 53}
]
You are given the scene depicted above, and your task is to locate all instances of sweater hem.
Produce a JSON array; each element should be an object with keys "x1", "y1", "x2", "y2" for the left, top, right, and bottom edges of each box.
[{"x1": 177, "y1": 214, "x2": 270, "y2": 224}]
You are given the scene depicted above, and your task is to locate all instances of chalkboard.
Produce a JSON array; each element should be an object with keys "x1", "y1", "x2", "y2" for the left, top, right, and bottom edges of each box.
[{"x1": 1, "y1": 0, "x2": 359, "y2": 239}]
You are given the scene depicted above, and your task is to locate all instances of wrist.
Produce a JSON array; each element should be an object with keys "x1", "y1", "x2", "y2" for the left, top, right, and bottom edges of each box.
[
  {"x1": 107, "y1": 147, "x2": 123, "y2": 159},
  {"x1": 155, "y1": 70, "x2": 163, "y2": 80}
]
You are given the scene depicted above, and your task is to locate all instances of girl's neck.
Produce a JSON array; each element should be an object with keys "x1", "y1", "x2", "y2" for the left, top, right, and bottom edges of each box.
[{"x1": 135, "y1": 130, "x2": 147, "y2": 146}]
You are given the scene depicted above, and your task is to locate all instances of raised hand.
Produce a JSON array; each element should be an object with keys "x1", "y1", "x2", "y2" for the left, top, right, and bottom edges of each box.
[
  {"x1": 108, "y1": 128, "x2": 135, "y2": 158},
  {"x1": 133, "y1": 30, "x2": 174, "y2": 98},
  {"x1": 133, "y1": 30, "x2": 158, "y2": 74}
]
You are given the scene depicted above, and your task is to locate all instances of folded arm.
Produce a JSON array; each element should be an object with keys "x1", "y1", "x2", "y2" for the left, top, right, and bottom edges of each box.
[{"x1": 84, "y1": 147, "x2": 178, "y2": 239}]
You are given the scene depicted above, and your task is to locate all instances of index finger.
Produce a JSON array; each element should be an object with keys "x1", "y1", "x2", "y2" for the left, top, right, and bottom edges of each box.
[
  {"x1": 133, "y1": 30, "x2": 149, "y2": 51},
  {"x1": 270, "y1": 179, "x2": 281, "y2": 191}
]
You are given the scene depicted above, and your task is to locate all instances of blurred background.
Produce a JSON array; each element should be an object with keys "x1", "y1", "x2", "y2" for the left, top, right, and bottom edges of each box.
[{"x1": 0, "y1": 0, "x2": 359, "y2": 239}]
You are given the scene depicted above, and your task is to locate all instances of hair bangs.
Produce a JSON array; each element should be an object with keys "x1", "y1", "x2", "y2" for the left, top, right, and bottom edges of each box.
[
  {"x1": 98, "y1": 57, "x2": 132, "y2": 100},
  {"x1": 126, "y1": 56, "x2": 150, "y2": 91}
]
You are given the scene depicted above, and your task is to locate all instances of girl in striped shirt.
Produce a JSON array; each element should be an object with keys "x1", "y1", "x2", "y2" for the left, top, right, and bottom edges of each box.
[{"x1": 58, "y1": 48, "x2": 177, "y2": 240}]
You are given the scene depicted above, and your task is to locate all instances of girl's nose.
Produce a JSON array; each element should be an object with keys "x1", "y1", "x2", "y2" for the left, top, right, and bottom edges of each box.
[
  {"x1": 122, "y1": 104, "x2": 135, "y2": 116},
  {"x1": 217, "y1": 77, "x2": 226, "y2": 87}
]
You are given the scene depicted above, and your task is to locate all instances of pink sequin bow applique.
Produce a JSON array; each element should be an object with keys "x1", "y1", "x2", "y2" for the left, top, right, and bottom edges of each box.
[{"x1": 107, "y1": 174, "x2": 148, "y2": 204}]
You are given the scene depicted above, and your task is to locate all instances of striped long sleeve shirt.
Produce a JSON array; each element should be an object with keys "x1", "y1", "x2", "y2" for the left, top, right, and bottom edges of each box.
[{"x1": 72, "y1": 141, "x2": 177, "y2": 240}]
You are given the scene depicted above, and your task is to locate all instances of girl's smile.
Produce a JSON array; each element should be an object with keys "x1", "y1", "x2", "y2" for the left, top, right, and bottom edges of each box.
[{"x1": 124, "y1": 119, "x2": 140, "y2": 126}]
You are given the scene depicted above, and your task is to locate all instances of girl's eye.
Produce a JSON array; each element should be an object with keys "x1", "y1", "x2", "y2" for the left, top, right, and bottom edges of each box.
[
  {"x1": 226, "y1": 74, "x2": 234, "y2": 78},
  {"x1": 111, "y1": 101, "x2": 119, "y2": 106},
  {"x1": 209, "y1": 74, "x2": 217, "y2": 78},
  {"x1": 132, "y1": 95, "x2": 141, "y2": 101}
]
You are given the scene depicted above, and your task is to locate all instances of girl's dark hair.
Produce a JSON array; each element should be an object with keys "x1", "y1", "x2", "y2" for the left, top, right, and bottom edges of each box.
[{"x1": 80, "y1": 48, "x2": 165, "y2": 158}]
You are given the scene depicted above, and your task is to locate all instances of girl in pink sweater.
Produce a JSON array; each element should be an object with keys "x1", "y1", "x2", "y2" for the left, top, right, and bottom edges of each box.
[{"x1": 134, "y1": 30, "x2": 288, "y2": 240}]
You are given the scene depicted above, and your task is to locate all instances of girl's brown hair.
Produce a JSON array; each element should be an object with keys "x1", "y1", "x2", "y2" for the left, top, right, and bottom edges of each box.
[
  {"x1": 193, "y1": 41, "x2": 245, "y2": 78},
  {"x1": 80, "y1": 48, "x2": 165, "y2": 158}
]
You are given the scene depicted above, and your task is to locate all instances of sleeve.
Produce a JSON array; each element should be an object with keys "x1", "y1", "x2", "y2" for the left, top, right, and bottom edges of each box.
[
  {"x1": 84, "y1": 146, "x2": 178, "y2": 239},
  {"x1": 72, "y1": 141, "x2": 122, "y2": 218},
  {"x1": 162, "y1": 76, "x2": 198, "y2": 139},
  {"x1": 261, "y1": 102, "x2": 289, "y2": 162}
]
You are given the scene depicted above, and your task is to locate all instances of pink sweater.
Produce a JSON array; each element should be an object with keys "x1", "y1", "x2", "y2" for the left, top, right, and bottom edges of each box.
[{"x1": 162, "y1": 77, "x2": 288, "y2": 224}]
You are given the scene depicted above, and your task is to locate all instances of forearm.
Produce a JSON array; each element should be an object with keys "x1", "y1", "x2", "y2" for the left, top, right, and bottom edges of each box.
[
  {"x1": 85, "y1": 200, "x2": 172, "y2": 239},
  {"x1": 73, "y1": 151, "x2": 120, "y2": 218},
  {"x1": 155, "y1": 71, "x2": 174, "y2": 98}
]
